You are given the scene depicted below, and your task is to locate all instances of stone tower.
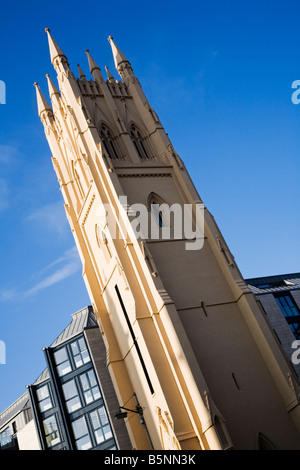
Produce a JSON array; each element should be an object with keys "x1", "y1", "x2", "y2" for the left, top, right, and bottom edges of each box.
[{"x1": 35, "y1": 29, "x2": 300, "y2": 450}]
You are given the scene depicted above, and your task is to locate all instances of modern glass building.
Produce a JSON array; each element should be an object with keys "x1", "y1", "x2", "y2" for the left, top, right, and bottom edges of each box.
[
  {"x1": 246, "y1": 273, "x2": 300, "y2": 378},
  {"x1": 0, "y1": 306, "x2": 131, "y2": 451}
]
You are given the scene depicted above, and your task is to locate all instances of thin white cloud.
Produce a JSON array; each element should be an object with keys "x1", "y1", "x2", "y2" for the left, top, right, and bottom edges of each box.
[
  {"x1": 0, "y1": 247, "x2": 82, "y2": 302},
  {"x1": 24, "y1": 247, "x2": 81, "y2": 298},
  {"x1": 0, "y1": 288, "x2": 18, "y2": 302}
]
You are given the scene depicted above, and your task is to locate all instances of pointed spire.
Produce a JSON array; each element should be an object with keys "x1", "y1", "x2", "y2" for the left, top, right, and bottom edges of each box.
[
  {"x1": 34, "y1": 82, "x2": 52, "y2": 117},
  {"x1": 45, "y1": 28, "x2": 67, "y2": 64},
  {"x1": 77, "y1": 64, "x2": 86, "y2": 79},
  {"x1": 108, "y1": 36, "x2": 131, "y2": 70},
  {"x1": 105, "y1": 66, "x2": 115, "y2": 83},
  {"x1": 85, "y1": 49, "x2": 101, "y2": 74},
  {"x1": 46, "y1": 74, "x2": 60, "y2": 98}
]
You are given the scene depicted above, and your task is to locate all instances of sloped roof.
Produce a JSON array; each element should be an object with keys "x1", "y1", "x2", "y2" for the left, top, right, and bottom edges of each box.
[
  {"x1": 50, "y1": 305, "x2": 97, "y2": 347},
  {"x1": 246, "y1": 273, "x2": 300, "y2": 295},
  {"x1": 0, "y1": 392, "x2": 31, "y2": 429},
  {"x1": 33, "y1": 306, "x2": 97, "y2": 385}
]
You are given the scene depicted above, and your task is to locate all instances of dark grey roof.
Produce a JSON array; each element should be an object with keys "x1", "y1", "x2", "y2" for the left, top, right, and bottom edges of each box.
[
  {"x1": 0, "y1": 306, "x2": 98, "y2": 417},
  {"x1": 50, "y1": 305, "x2": 97, "y2": 347},
  {"x1": 0, "y1": 393, "x2": 31, "y2": 429},
  {"x1": 33, "y1": 306, "x2": 97, "y2": 385},
  {"x1": 34, "y1": 367, "x2": 50, "y2": 385},
  {"x1": 246, "y1": 273, "x2": 300, "y2": 295}
]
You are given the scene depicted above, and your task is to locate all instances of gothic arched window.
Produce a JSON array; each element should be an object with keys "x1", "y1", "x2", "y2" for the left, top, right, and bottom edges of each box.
[
  {"x1": 130, "y1": 125, "x2": 150, "y2": 160},
  {"x1": 99, "y1": 124, "x2": 120, "y2": 160},
  {"x1": 147, "y1": 193, "x2": 166, "y2": 228}
]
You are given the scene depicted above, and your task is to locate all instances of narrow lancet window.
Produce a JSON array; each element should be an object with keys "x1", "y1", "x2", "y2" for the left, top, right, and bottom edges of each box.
[
  {"x1": 130, "y1": 125, "x2": 150, "y2": 159},
  {"x1": 99, "y1": 124, "x2": 120, "y2": 159}
]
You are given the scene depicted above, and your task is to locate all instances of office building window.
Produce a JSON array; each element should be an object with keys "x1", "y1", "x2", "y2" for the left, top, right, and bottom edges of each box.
[
  {"x1": 71, "y1": 416, "x2": 92, "y2": 450},
  {"x1": 43, "y1": 415, "x2": 61, "y2": 448},
  {"x1": 70, "y1": 337, "x2": 90, "y2": 368},
  {"x1": 0, "y1": 428, "x2": 12, "y2": 448},
  {"x1": 62, "y1": 379, "x2": 82, "y2": 413},
  {"x1": 36, "y1": 384, "x2": 53, "y2": 412},
  {"x1": 90, "y1": 406, "x2": 113, "y2": 444},
  {"x1": 275, "y1": 294, "x2": 299, "y2": 317},
  {"x1": 275, "y1": 293, "x2": 300, "y2": 339},
  {"x1": 54, "y1": 346, "x2": 72, "y2": 377},
  {"x1": 79, "y1": 369, "x2": 101, "y2": 405}
]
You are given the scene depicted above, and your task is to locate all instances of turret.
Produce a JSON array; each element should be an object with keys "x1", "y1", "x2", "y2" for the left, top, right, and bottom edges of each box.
[
  {"x1": 34, "y1": 82, "x2": 53, "y2": 117},
  {"x1": 108, "y1": 36, "x2": 134, "y2": 80},
  {"x1": 85, "y1": 49, "x2": 105, "y2": 84}
]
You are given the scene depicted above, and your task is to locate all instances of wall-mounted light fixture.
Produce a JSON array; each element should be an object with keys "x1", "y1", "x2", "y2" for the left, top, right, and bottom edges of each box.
[{"x1": 114, "y1": 392, "x2": 153, "y2": 449}]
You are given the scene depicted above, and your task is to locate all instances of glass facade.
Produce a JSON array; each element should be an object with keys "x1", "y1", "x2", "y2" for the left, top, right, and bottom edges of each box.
[
  {"x1": 0, "y1": 428, "x2": 13, "y2": 448},
  {"x1": 31, "y1": 334, "x2": 116, "y2": 450},
  {"x1": 275, "y1": 293, "x2": 300, "y2": 339},
  {"x1": 37, "y1": 384, "x2": 53, "y2": 412},
  {"x1": 43, "y1": 415, "x2": 61, "y2": 448}
]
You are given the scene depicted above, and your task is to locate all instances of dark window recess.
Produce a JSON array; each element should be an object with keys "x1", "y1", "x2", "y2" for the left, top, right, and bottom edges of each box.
[
  {"x1": 130, "y1": 125, "x2": 150, "y2": 159},
  {"x1": 275, "y1": 293, "x2": 300, "y2": 340},
  {"x1": 100, "y1": 125, "x2": 120, "y2": 159},
  {"x1": 115, "y1": 285, "x2": 154, "y2": 395}
]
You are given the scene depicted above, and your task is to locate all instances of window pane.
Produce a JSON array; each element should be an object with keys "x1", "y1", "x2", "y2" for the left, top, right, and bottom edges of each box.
[
  {"x1": 95, "y1": 429, "x2": 104, "y2": 444},
  {"x1": 39, "y1": 397, "x2": 52, "y2": 412},
  {"x1": 54, "y1": 347, "x2": 68, "y2": 364},
  {"x1": 57, "y1": 361, "x2": 72, "y2": 376},
  {"x1": 62, "y1": 380, "x2": 81, "y2": 413},
  {"x1": 71, "y1": 341, "x2": 79, "y2": 356},
  {"x1": 0, "y1": 428, "x2": 12, "y2": 447},
  {"x1": 78, "y1": 338, "x2": 86, "y2": 351},
  {"x1": 43, "y1": 415, "x2": 61, "y2": 448},
  {"x1": 99, "y1": 407, "x2": 108, "y2": 425},
  {"x1": 88, "y1": 370, "x2": 97, "y2": 387},
  {"x1": 89, "y1": 406, "x2": 113, "y2": 445},
  {"x1": 84, "y1": 390, "x2": 93, "y2": 404},
  {"x1": 69, "y1": 397, "x2": 81, "y2": 413},
  {"x1": 71, "y1": 417, "x2": 92, "y2": 450},
  {"x1": 37, "y1": 384, "x2": 53, "y2": 412},
  {"x1": 90, "y1": 410, "x2": 100, "y2": 429},
  {"x1": 54, "y1": 347, "x2": 72, "y2": 376},
  {"x1": 275, "y1": 294, "x2": 300, "y2": 318},
  {"x1": 92, "y1": 386, "x2": 101, "y2": 401},
  {"x1": 103, "y1": 425, "x2": 113, "y2": 440},
  {"x1": 71, "y1": 338, "x2": 90, "y2": 369},
  {"x1": 62, "y1": 380, "x2": 76, "y2": 399},
  {"x1": 37, "y1": 385, "x2": 49, "y2": 401},
  {"x1": 82, "y1": 350, "x2": 90, "y2": 364},
  {"x1": 80, "y1": 373, "x2": 89, "y2": 391},
  {"x1": 77, "y1": 435, "x2": 92, "y2": 450},
  {"x1": 79, "y1": 370, "x2": 101, "y2": 405}
]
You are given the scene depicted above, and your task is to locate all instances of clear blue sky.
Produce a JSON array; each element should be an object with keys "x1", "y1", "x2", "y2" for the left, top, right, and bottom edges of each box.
[{"x1": 0, "y1": 0, "x2": 299, "y2": 412}]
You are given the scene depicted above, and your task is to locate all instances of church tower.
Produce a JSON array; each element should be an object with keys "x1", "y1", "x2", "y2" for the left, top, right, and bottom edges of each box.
[{"x1": 35, "y1": 29, "x2": 300, "y2": 450}]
